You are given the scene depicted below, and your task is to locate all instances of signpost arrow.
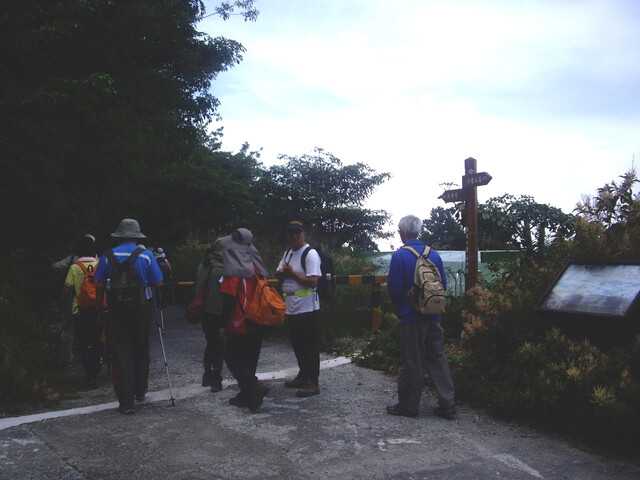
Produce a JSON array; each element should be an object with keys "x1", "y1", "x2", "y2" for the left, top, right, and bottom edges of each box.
[
  {"x1": 462, "y1": 172, "x2": 492, "y2": 188},
  {"x1": 439, "y1": 188, "x2": 465, "y2": 203}
]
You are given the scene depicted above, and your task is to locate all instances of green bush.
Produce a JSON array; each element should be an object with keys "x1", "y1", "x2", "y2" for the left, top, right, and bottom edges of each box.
[
  {"x1": 352, "y1": 310, "x2": 401, "y2": 374},
  {"x1": 0, "y1": 249, "x2": 62, "y2": 414}
]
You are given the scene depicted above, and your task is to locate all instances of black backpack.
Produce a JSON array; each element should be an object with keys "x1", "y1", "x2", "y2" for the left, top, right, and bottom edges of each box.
[
  {"x1": 287, "y1": 245, "x2": 335, "y2": 301},
  {"x1": 105, "y1": 247, "x2": 145, "y2": 311}
]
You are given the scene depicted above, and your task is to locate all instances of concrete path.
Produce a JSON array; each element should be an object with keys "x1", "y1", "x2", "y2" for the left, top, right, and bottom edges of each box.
[{"x1": 1, "y1": 305, "x2": 639, "y2": 479}]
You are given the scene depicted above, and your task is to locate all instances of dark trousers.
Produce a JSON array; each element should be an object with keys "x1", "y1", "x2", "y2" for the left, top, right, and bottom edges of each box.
[
  {"x1": 108, "y1": 304, "x2": 151, "y2": 409},
  {"x1": 77, "y1": 309, "x2": 100, "y2": 381},
  {"x1": 202, "y1": 312, "x2": 225, "y2": 372},
  {"x1": 225, "y1": 330, "x2": 263, "y2": 392},
  {"x1": 397, "y1": 318, "x2": 455, "y2": 414},
  {"x1": 288, "y1": 310, "x2": 320, "y2": 385}
]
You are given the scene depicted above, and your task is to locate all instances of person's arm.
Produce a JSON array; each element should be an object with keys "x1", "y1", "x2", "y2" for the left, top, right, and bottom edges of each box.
[
  {"x1": 387, "y1": 252, "x2": 407, "y2": 306},
  {"x1": 289, "y1": 269, "x2": 318, "y2": 288},
  {"x1": 275, "y1": 253, "x2": 288, "y2": 280},
  {"x1": 60, "y1": 285, "x2": 73, "y2": 305}
]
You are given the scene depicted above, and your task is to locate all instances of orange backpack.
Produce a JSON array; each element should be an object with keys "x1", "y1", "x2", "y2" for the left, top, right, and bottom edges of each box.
[
  {"x1": 245, "y1": 273, "x2": 286, "y2": 327},
  {"x1": 76, "y1": 262, "x2": 105, "y2": 309}
]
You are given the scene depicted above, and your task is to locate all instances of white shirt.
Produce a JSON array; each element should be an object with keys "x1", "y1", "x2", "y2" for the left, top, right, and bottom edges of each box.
[{"x1": 277, "y1": 244, "x2": 321, "y2": 314}]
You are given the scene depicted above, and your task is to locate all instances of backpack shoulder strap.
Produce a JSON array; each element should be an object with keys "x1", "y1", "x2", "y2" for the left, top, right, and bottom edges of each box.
[
  {"x1": 300, "y1": 245, "x2": 312, "y2": 272},
  {"x1": 105, "y1": 249, "x2": 118, "y2": 266},
  {"x1": 76, "y1": 261, "x2": 89, "y2": 274},
  {"x1": 401, "y1": 245, "x2": 420, "y2": 258},
  {"x1": 123, "y1": 247, "x2": 145, "y2": 266}
]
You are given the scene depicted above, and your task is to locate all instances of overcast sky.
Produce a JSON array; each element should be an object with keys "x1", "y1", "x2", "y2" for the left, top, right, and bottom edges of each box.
[{"x1": 200, "y1": 0, "x2": 640, "y2": 248}]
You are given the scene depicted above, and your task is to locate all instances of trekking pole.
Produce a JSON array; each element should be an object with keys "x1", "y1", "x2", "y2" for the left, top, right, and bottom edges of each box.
[
  {"x1": 158, "y1": 287, "x2": 165, "y2": 333},
  {"x1": 152, "y1": 287, "x2": 175, "y2": 406}
]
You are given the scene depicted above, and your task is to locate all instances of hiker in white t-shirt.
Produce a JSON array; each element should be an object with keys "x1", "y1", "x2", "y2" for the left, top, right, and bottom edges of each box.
[{"x1": 276, "y1": 220, "x2": 322, "y2": 398}]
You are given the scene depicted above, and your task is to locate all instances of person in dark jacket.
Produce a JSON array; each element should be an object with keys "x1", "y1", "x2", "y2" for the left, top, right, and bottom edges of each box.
[{"x1": 194, "y1": 238, "x2": 226, "y2": 392}]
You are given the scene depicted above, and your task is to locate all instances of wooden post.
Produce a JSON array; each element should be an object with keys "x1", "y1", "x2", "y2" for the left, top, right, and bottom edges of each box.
[
  {"x1": 439, "y1": 157, "x2": 492, "y2": 292},
  {"x1": 465, "y1": 157, "x2": 479, "y2": 289}
]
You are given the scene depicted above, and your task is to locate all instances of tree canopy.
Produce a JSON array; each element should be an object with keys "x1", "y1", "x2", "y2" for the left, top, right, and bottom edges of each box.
[
  {"x1": 421, "y1": 206, "x2": 466, "y2": 250},
  {"x1": 0, "y1": 0, "x2": 250, "y2": 256},
  {"x1": 471, "y1": 194, "x2": 575, "y2": 255},
  {"x1": 573, "y1": 169, "x2": 640, "y2": 259},
  {"x1": 256, "y1": 148, "x2": 391, "y2": 250}
]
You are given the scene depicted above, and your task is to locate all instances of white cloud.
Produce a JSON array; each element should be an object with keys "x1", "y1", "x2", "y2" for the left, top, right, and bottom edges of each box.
[{"x1": 201, "y1": 0, "x2": 640, "y2": 248}]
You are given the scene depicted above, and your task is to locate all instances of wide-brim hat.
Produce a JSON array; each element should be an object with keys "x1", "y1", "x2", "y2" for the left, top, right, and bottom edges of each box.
[{"x1": 111, "y1": 218, "x2": 147, "y2": 239}]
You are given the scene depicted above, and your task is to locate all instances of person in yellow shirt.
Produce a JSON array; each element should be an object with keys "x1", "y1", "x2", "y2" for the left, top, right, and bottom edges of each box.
[{"x1": 60, "y1": 235, "x2": 101, "y2": 389}]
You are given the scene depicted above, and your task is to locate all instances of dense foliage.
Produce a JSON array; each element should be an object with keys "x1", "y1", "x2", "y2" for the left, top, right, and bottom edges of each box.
[
  {"x1": 421, "y1": 206, "x2": 466, "y2": 250},
  {"x1": 256, "y1": 148, "x2": 391, "y2": 250},
  {"x1": 0, "y1": 1, "x2": 391, "y2": 413}
]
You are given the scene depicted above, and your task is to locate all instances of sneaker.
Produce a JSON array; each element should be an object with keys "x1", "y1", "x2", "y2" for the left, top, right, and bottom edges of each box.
[
  {"x1": 118, "y1": 406, "x2": 135, "y2": 415},
  {"x1": 296, "y1": 382, "x2": 320, "y2": 398},
  {"x1": 433, "y1": 406, "x2": 457, "y2": 420},
  {"x1": 284, "y1": 377, "x2": 306, "y2": 389},
  {"x1": 248, "y1": 381, "x2": 270, "y2": 412},
  {"x1": 386, "y1": 404, "x2": 418, "y2": 418}
]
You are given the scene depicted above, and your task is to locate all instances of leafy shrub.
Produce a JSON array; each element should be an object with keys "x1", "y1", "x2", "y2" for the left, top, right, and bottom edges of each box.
[
  {"x1": 0, "y1": 249, "x2": 62, "y2": 414},
  {"x1": 352, "y1": 310, "x2": 401, "y2": 374}
]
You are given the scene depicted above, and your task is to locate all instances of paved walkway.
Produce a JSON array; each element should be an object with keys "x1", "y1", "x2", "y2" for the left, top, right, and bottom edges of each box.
[{"x1": 1, "y1": 306, "x2": 639, "y2": 479}]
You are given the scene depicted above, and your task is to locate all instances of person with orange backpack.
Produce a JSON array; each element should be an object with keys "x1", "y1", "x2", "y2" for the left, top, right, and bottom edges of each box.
[
  {"x1": 60, "y1": 234, "x2": 103, "y2": 389},
  {"x1": 219, "y1": 228, "x2": 271, "y2": 412}
]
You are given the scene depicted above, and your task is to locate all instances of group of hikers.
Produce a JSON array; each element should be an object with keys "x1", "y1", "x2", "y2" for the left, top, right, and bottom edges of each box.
[{"x1": 55, "y1": 215, "x2": 456, "y2": 420}]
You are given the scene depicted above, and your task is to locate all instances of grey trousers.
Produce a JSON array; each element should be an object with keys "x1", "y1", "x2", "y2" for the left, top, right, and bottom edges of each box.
[{"x1": 397, "y1": 318, "x2": 455, "y2": 414}]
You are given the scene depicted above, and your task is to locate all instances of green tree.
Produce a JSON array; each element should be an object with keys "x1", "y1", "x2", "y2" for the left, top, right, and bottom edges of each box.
[
  {"x1": 0, "y1": 0, "x2": 250, "y2": 256},
  {"x1": 469, "y1": 194, "x2": 575, "y2": 255},
  {"x1": 421, "y1": 206, "x2": 466, "y2": 250},
  {"x1": 573, "y1": 168, "x2": 640, "y2": 259},
  {"x1": 256, "y1": 148, "x2": 391, "y2": 250},
  {"x1": 0, "y1": 0, "x2": 260, "y2": 411}
]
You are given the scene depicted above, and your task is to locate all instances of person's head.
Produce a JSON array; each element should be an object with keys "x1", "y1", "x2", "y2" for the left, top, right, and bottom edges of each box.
[
  {"x1": 204, "y1": 237, "x2": 224, "y2": 266},
  {"x1": 286, "y1": 220, "x2": 306, "y2": 249},
  {"x1": 76, "y1": 234, "x2": 96, "y2": 258},
  {"x1": 398, "y1": 215, "x2": 422, "y2": 243},
  {"x1": 110, "y1": 218, "x2": 147, "y2": 243}
]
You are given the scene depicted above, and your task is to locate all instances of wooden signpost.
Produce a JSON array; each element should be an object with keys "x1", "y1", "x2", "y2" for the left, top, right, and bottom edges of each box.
[{"x1": 438, "y1": 157, "x2": 492, "y2": 290}]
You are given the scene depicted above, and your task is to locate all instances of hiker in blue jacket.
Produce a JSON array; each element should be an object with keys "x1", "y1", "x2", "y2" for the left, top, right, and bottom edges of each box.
[
  {"x1": 94, "y1": 218, "x2": 163, "y2": 415},
  {"x1": 386, "y1": 215, "x2": 456, "y2": 419}
]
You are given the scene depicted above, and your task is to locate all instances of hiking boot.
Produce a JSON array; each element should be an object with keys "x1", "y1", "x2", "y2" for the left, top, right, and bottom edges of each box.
[
  {"x1": 228, "y1": 390, "x2": 251, "y2": 408},
  {"x1": 210, "y1": 381, "x2": 223, "y2": 393},
  {"x1": 386, "y1": 404, "x2": 418, "y2": 418},
  {"x1": 202, "y1": 370, "x2": 214, "y2": 387},
  {"x1": 433, "y1": 406, "x2": 457, "y2": 420},
  {"x1": 284, "y1": 377, "x2": 306, "y2": 389},
  {"x1": 248, "y1": 381, "x2": 270, "y2": 412},
  {"x1": 118, "y1": 406, "x2": 135, "y2": 415},
  {"x1": 296, "y1": 382, "x2": 320, "y2": 398}
]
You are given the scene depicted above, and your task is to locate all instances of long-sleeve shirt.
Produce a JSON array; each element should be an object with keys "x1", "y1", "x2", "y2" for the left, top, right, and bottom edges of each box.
[{"x1": 387, "y1": 239, "x2": 447, "y2": 324}]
